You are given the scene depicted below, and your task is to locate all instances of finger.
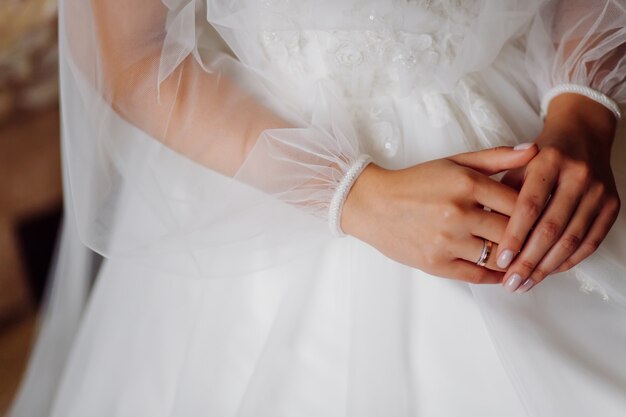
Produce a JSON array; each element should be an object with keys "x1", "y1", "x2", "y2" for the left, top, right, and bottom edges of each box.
[
  {"x1": 444, "y1": 259, "x2": 504, "y2": 284},
  {"x1": 472, "y1": 175, "x2": 520, "y2": 216},
  {"x1": 500, "y1": 167, "x2": 525, "y2": 191},
  {"x1": 501, "y1": 180, "x2": 583, "y2": 291},
  {"x1": 469, "y1": 209, "x2": 509, "y2": 244},
  {"x1": 448, "y1": 144, "x2": 538, "y2": 176},
  {"x1": 531, "y1": 188, "x2": 602, "y2": 281},
  {"x1": 496, "y1": 163, "x2": 558, "y2": 269},
  {"x1": 455, "y1": 236, "x2": 503, "y2": 272},
  {"x1": 553, "y1": 197, "x2": 620, "y2": 274}
]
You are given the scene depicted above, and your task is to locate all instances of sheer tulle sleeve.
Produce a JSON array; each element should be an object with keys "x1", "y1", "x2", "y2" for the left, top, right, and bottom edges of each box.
[
  {"x1": 60, "y1": 0, "x2": 367, "y2": 276},
  {"x1": 526, "y1": 0, "x2": 626, "y2": 106}
]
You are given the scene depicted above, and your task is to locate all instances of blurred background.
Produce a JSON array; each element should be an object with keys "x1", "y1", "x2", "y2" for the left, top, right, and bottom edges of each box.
[{"x1": 0, "y1": 0, "x2": 61, "y2": 412}]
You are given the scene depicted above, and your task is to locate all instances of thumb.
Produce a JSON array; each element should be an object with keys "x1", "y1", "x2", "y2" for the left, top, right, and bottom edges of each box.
[{"x1": 448, "y1": 143, "x2": 537, "y2": 176}]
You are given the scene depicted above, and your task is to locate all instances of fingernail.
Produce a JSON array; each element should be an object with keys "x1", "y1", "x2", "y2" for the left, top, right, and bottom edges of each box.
[
  {"x1": 497, "y1": 249, "x2": 514, "y2": 269},
  {"x1": 504, "y1": 273, "x2": 523, "y2": 293},
  {"x1": 513, "y1": 142, "x2": 534, "y2": 150},
  {"x1": 516, "y1": 278, "x2": 535, "y2": 293}
]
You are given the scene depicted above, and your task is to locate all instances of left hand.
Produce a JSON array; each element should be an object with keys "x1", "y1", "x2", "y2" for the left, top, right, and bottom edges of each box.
[{"x1": 496, "y1": 93, "x2": 621, "y2": 293}]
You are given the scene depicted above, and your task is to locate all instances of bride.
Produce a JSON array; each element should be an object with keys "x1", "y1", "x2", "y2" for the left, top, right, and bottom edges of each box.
[{"x1": 8, "y1": 0, "x2": 626, "y2": 416}]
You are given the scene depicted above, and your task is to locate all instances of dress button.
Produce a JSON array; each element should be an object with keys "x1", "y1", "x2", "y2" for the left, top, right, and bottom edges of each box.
[{"x1": 371, "y1": 120, "x2": 398, "y2": 157}]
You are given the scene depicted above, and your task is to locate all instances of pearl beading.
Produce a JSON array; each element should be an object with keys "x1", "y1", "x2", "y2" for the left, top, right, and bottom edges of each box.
[
  {"x1": 540, "y1": 83, "x2": 622, "y2": 121},
  {"x1": 328, "y1": 154, "x2": 373, "y2": 237}
]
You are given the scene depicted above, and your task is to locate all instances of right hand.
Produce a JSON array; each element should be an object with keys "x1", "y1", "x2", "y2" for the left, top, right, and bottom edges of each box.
[{"x1": 341, "y1": 145, "x2": 538, "y2": 284}]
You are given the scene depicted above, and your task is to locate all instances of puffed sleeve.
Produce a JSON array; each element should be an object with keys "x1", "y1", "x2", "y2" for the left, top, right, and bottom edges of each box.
[
  {"x1": 526, "y1": 0, "x2": 626, "y2": 108},
  {"x1": 60, "y1": 0, "x2": 368, "y2": 276}
]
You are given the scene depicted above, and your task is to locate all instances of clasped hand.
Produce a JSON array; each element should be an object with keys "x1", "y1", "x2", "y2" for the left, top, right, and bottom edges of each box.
[{"x1": 343, "y1": 95, "x2": 620, "y2": 292}]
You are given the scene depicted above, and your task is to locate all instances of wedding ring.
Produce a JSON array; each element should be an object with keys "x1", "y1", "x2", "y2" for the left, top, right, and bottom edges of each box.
[{"x1": 476, "y1": 239, "x2": 493, "y2": 267}]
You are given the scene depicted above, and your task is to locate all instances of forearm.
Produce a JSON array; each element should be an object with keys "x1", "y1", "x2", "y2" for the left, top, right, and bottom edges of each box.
[
  {"x1": 107, "y1": 54, "x2": 290, "y2": 176},
  {"x1": 91, "y1": 0, "x2": 290, "y2": 176}
]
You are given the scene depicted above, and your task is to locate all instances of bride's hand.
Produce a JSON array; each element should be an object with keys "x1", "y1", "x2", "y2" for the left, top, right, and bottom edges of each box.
[
  {"x1": 342, "y1": 145, "x2": 537, "y2": 284},
  {"x1": 496, "y1": 94, "x2": 621, "y2": 293}
]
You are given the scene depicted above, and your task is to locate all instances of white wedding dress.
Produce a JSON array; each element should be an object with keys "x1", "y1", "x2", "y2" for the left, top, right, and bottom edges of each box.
[{"x1": 8, "y1": 1, "x2": 626, "y2": 416}]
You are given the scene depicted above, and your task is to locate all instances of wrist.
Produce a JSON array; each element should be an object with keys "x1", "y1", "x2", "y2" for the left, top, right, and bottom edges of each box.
[
  {"x1": 544, "y1": 93, "x2": 617, "y2": 145},
  {"x1": 340, "y1": 163, "x2": 387, "y2": 239},
  {"x1": 328, "y1": 155, "x2": 373, "y2": 236}
]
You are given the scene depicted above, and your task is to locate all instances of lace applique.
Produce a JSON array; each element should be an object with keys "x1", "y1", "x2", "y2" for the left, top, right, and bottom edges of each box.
[
  {"x1": 256, "y1": 0, "x2": 481, "y2": 96},
  {"x1": 259, "y1": 28, "x2": 459, "y2": 98}
]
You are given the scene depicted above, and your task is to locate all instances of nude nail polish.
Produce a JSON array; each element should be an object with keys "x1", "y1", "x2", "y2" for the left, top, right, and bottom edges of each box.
[
  {"x1": 504, "y1": 273, "x2": 523, "y2": 293},
  {"x1": 516, "y1": 278, "x2": 535, "y2": 293},
  {"x1": 513, "y1": 142, "x2": 534, "y2": 150},
  {"x1": 497, "y1": 250, "x2": 514, "y2": 269}
]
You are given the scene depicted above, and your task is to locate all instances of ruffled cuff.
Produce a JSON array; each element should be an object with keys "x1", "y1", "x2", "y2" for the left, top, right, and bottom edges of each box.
[{"x1": 234, "y1": 124, "x2": 371, "y2": 235}]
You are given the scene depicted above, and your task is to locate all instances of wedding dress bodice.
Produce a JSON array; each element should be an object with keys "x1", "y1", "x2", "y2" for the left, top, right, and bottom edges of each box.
[
  {"x1": 200, "y1": 0, "x2": 523, "y2": 160},
  {"x1": 254, "y1": 1, "x2": 481, "y2": 94}
]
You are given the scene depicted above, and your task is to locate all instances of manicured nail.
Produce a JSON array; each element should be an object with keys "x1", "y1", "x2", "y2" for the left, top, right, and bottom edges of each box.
[
  {"x1": 513, "y1": 142, "x2": 534, "y2": 150},
  {"x1": 497, "y1": 249, "x2": 514, "y2": 269},
  {"x1": 516, "y1": 278, "x2": 535, "y2": 293},
  {"x1": 504, "y1": 273, "x2": 523, "y2": 293}
]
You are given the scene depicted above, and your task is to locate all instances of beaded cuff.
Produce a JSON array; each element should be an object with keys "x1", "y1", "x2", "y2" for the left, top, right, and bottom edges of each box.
[
  {"x1": 540, "y1": 83, "x2": 621, "y2": 121},
  {"x1": 328, "y1": 154, "x2": 373, "y2": 237}
]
